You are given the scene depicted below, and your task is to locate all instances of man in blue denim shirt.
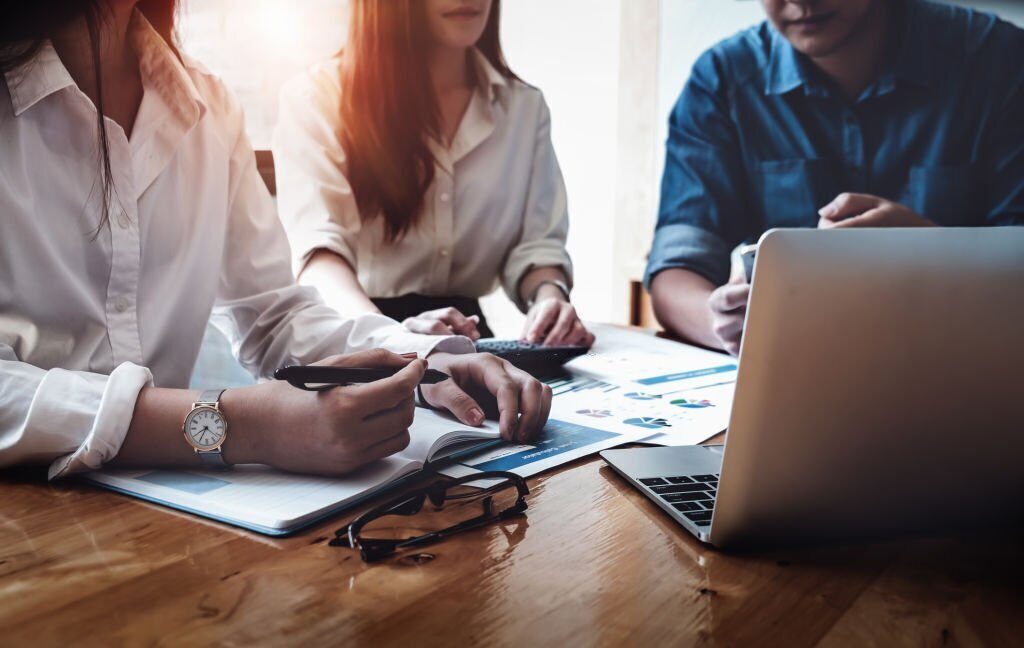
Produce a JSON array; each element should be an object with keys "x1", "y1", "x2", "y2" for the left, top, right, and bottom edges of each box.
[{"x1": 646, "y1": 0, "x2": 1024, "y2": 355}]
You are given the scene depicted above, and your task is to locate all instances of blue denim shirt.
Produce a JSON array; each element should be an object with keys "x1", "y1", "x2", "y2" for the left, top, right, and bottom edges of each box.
[{"x1": 645, "y1": 0, "x2": 1024, "y2": 288}]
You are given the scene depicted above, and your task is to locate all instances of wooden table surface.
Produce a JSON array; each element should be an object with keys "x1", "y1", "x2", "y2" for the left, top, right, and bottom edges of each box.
[{"x1": 2, "y1": 455, "x2": 1022, "y2": 647}]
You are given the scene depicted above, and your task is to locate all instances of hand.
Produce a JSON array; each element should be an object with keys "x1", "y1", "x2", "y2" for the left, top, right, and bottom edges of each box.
[
  {"x1": 818, "y1": 193, "x2": 935, "y2": 229},
  {"x1": 402, "y1": 307, "x2": 482, "y2": 341},
  {"x1": 521, "y1": 297, "x2": 595, "y2": 347},
  {"x1": 238, "y1": 349, "x2": 424, "y2": 476},
  {"x1": 707, "y1": 264, "x2": 749, "y2": 357},
  {"x1": 421, "y1": 352, "x2": 553, "y2": 443}
]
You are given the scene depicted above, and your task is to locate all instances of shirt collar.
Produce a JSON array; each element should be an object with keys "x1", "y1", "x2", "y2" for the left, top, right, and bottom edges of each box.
[
  {"x1": 764, "y1": 28, "x2": 822, "y2": 97},
  {"x1": 885, "y1": 0, "x2": 942, "y2": 89},
  {"x1": 129, "y1": 9, "x2": 206, "y2": 125},
  {"x1": 3, "y1": 9, "x2": 206, "y2": 121},
  {"x1": 764, "y1": 1, "x2": 938, "y2": 99},
  {"x1": 4, "y1": 42, "x2": 77, "y2": 116},
  {"x1": 469, "y1": 47, "x2": 508, "y2": 105}
]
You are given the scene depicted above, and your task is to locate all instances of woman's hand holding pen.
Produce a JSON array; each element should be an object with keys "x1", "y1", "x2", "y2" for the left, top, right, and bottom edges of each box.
[
  {"x1": 226, "y1": 349, "x2": 425, "y2": 476},
  {"x1": 233, "y1": 348, "x2": 551, "y2": 475}
]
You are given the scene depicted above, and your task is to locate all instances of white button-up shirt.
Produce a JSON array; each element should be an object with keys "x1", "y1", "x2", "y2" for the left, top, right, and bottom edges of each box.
[
  {"x1": 272, "y1": 49, "x2": 573, "y2": 309},
  {"x1": 0, "y1": 12, "x2": 472, "y2": 479}
]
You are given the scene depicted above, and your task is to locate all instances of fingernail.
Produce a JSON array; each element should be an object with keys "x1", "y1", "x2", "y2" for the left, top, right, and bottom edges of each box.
[
  {"x1": 818, "y1": 204, "x2": 834, "y2": 218},
  {"x1": 469, "y1": 408, "x2": 484, "y2": 425},
  {"x1": 400, "y1": 352, "x2": 418, "y2": 359}
]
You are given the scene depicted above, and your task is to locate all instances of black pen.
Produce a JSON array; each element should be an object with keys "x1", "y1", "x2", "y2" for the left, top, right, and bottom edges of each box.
[{"x1": 274, "y1": 365, "x2": 450, "y2": 391}]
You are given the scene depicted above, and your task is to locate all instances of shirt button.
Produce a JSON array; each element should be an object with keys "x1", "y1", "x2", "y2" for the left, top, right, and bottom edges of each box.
[
  {"x1": 439, "y1": 193, "x2": 451, "y2": 203},
  {"x1": 117, "y1": 211, "x2": 131, "y2": 229},
  {"x1": 440, "y1": 249, "x2": 450, "y2": 257},
  {"x1": 114, "y1": 297, "x2": 130, "y2": 313}
]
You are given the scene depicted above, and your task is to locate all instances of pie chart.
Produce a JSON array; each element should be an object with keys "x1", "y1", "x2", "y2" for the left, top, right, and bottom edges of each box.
[
  {"x1": 623, "y1": 417, "x2": 671, "y2": 430},
  {"x1": 624, "y1": 392, "x2": 661, "y2": 401},
  {"x1": 576, "y1": 409, "x2": 613, "y2": 418},
  {"x1": 670, "y1": 398, "x2": 714, "y2": 409}
]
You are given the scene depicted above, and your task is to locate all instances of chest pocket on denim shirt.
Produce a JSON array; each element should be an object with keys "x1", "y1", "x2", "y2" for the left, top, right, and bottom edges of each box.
[
  {"x1": 759, "y1": 159, "x2": 839, "y2": 229},
  {"x1": 904, "y1": 165, "x2": 977, "y2": 226}
]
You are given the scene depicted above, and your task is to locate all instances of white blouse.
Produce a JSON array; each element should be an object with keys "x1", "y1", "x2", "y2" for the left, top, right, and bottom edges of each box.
[
  {"x1": 0, "y1": 12, "x2": 471, "y2": 479},
  {"x1": 272, "y1": 49, "x2": 573, "y2": 309}
]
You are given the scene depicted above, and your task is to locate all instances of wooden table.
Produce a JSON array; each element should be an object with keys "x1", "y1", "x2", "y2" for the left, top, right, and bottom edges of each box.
[{"x1": 2, "y1": 456, "x2": 1022, "y2": 647}]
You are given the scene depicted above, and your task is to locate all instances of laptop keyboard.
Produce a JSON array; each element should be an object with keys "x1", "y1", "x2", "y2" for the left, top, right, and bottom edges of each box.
[{"x1": 638, "y1": 474, "x2": 719, "y2": 526}]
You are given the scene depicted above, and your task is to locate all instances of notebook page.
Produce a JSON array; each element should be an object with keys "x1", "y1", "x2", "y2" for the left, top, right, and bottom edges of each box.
[{"x1": 396, "y1": 408, "x2": 501, "y2": 463}]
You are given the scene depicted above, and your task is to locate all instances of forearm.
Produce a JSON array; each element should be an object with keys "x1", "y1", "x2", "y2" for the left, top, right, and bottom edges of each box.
[
  {"x1": 518, "y1": 266, "x2": 570, "y2": 305},
  {"x1": 650, "y1": 268, "x2": 722, "y2": 350},
  {"x1": 298, "y1": 249, "x2": 380, "y2": 317},
  {"x1": 107, "y1": 386, "x2": 265, "y2": 468}
]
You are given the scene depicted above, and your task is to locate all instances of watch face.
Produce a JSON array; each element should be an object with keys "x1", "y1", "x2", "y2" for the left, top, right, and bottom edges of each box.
[{"x1": 184, "y1": 406, "x2": 227, "y2": 450}]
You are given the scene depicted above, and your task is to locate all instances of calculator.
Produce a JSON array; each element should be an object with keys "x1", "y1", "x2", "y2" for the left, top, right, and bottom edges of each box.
[{"x1": 474, "y1": 339, "x2": 589, "y2": 376}]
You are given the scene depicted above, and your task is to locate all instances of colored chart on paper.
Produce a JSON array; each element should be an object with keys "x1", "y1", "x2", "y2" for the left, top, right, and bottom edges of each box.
[
  {"x1": 670, "y1": 397, "x2": 714, "y2": 409},
  {"x1": 566, "y1": 324, "x2": 738, "y2": 396},
  {"x1": 623, "y1": 417, "x2": 671, "y2": 430},
  {"x1": 576, "y1": 409, "x2": 614, "y2": 418},
  {"x1": 624, "y1": 392, "x2": 661, "y2": 401}
]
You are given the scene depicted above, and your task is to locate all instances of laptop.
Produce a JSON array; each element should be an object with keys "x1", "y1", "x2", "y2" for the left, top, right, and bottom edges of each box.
[{"x1": 602, "y1": 228, "x2": 1024, "y2": 548}]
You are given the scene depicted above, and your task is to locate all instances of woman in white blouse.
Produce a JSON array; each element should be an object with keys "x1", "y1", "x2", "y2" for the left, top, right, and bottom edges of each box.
[
  {"x1": 273, "y1": 0, "x2": 595, "y2": 347},
  {"x1": 0, "y1": 0, "x2": 550, "y2": 480}
]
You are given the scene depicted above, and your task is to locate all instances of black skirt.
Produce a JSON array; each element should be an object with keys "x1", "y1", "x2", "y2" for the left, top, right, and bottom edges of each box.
[{"x1": 371, "y1": 294, "x2": 494, "y2": 339}]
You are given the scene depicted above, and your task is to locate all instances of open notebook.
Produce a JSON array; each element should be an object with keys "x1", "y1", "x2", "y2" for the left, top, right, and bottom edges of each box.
[{"x1": 81, "y1": 409, "x2": 501, "y2": 536}]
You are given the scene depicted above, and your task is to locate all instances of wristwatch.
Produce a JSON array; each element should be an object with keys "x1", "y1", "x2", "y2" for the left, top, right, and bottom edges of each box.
[
  {"x1": 183, "y1": 389, "x2": 230, "y2": 468},
  {"x1": 527, "y1": 279, "x2": 571, "y2": 309}
]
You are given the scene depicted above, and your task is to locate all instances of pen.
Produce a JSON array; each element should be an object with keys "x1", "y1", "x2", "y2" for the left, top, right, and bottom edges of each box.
[{"x1": 273, "y1": 365, "x2": 450, "y2": 391}]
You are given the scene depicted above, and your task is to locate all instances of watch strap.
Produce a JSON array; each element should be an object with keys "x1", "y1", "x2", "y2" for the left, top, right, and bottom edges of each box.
[
  {"x1": 198, "y1": 450, "x2": 229, "y2": 468},
  {"x1": 196, "y1": 388, "x2": 226, "y2": 407}
]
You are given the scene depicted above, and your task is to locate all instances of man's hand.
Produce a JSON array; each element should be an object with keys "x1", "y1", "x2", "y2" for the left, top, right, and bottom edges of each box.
[
  {"x1": 421, "y1": 352, "x2": 552, "y2": 443},
  {"x1": 403, "y1": 307, "x2": 482, "y2": 341},
  {"x1": 707, "y1": 262, "x2": 749, "y2": 357},
  {"x1": 818, "y1": 193, "x2": 935, "y2": 229},
  {"x1": 521, "y1": 297, "x2": 595, "y2": 348}
]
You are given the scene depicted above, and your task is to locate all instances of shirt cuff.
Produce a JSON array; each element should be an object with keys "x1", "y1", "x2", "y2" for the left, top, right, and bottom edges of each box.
[
  {"x1": 502, "y1": 244, "x2": 574, "y2": 312},
  {"x1": 644, "y1": 223, "x2": 732, "y2": 289},
  {"x1": 45, "y1": 362, "x2": 153, "y2": 480},
  {"x1": 373, "y1": 321, "x2": 476, "y2": 358},
  {"x1": 290, "y1": 228, "x2": 358, "y2": 279}
]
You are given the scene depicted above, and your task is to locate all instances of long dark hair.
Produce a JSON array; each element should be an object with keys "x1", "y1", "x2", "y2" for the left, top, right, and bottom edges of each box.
[
  {"x1": 340, "y1": 0, "x2": 518, "y2": 242},
  {"x1": 0, "y1": 1, "x2": 178, "y2": 234}
]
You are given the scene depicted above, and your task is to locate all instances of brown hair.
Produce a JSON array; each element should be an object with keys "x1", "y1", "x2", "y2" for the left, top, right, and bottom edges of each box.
[{"x1": 339, "y1": 0, "x2": 517, "y2": 242}]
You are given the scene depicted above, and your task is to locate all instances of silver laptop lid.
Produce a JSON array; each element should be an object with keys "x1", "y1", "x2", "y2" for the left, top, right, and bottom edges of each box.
[{"x1": 711, "y1": 228, "x2": 1024, "y2": 547}]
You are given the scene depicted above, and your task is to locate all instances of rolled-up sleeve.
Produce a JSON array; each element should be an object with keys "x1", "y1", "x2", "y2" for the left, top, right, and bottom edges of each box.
[
  {"x1": 501, "y1": 94, "x2": 573, "y2": 311},
  {"x1": 0, "y1": 344, "x2": 153, "y2": 479},
  {"x1": 644, "y1": 51, "x2": 753, "y2": 289},
  {"x1": 272, "y1": 71, "x2": 361, "y2": 277},
  {"x1": 218, "y1": 91, "x2": 474, "y2": 377}
]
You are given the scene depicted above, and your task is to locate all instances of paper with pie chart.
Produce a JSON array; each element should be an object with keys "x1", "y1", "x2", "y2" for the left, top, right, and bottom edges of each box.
[
  {"x1": 549, "y1": 379, "x2": 733, "y2": 447},
  {"x1": 566, "y1": 323, "x2": 738, "y2": 396}
]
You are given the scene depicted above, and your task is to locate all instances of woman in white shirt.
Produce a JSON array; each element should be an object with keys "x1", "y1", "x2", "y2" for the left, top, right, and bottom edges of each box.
[
  {"x1": 0, "y1": 0, "x2": 550, "y2": 480},
  {"x1": 273, "y1": 0, "x2": 595, "y2": 347}
]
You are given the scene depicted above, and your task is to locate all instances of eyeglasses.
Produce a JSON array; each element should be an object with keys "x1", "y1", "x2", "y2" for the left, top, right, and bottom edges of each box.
[{"x1": 330, "y1": 471, "x2": 529, "y2": 562}]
